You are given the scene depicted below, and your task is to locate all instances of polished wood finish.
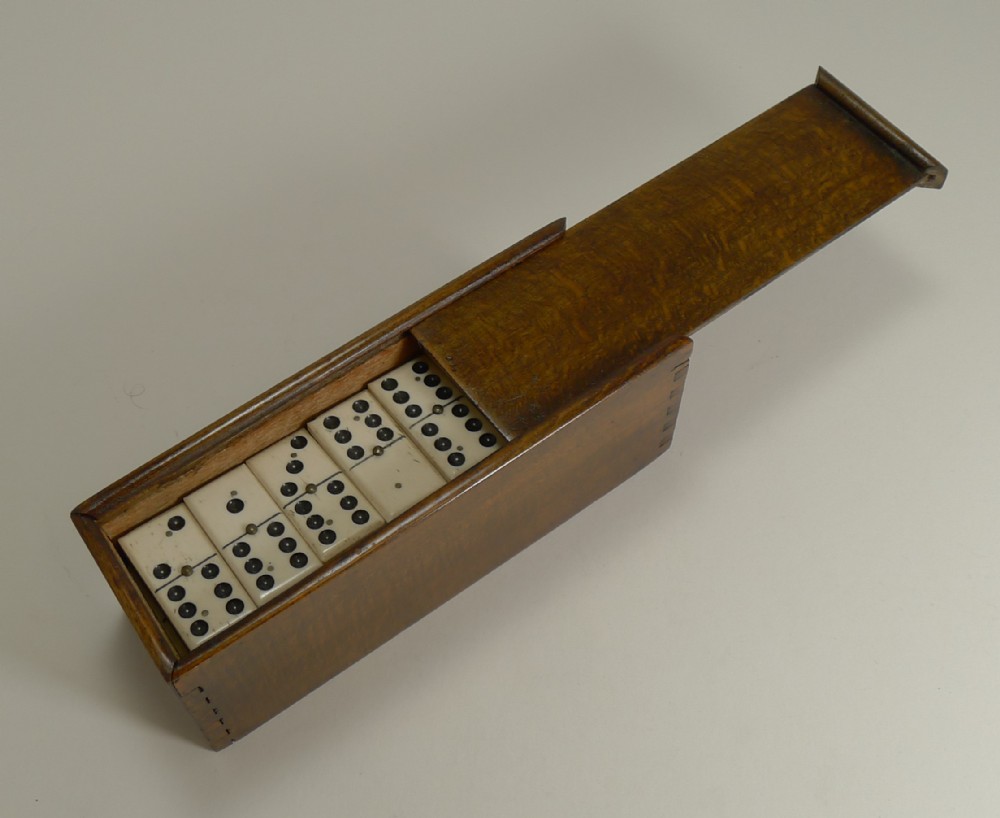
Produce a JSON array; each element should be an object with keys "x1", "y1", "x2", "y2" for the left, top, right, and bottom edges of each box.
[
  {"x1": 414, "y1": 73, "x2": 945, "y2": 438},
  {"x1": 72, "y1": 69, "x2": 944, "y2": 748},
  {"x1": 814, "y1": 67, "x2": 945, "y2": 189},
  {"x1": 72, "y1": 219, "x2": 565, "y2": 679},
  {"x1": 176, "y1": 338, "x2": 691, "y2": 748}
]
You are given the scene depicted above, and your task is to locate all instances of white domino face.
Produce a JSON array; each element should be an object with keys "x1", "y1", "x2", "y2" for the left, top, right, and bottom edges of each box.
[
  {"x1": 122, "y1": 354, "x2": 502, "y2": 639},
  {"x1": 184, "y1": 465, "x2": 319, "y2": 603},
  {"x1": 370, "y1": 356, "x2": 503, "y2": 479},
  {"x1": 119, "y1": 505, "x2": 256, "y2": 649},
  {"x1": 246, "y1": 430, "x2": 385, "y2": 562},
  {"x1": 307, "y1": 389, "x2": 446, "y2": 521}
]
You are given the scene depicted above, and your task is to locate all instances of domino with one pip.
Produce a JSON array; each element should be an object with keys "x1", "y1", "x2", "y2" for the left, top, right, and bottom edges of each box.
[
  {"x1": 119, "y1": 505, "x2": 255, "y2": 649},
  {"x1": 184, "y1": 465, "x2": 319, "y2": 604}
]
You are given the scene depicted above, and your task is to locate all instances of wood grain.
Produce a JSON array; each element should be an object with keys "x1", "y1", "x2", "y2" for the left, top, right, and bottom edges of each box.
[
  {"x1": 413, "y1": 83, "x2": 934, "y2": 438},
  {"x1": 173, "y1": 337, "x2": 692, "y2": 746}
]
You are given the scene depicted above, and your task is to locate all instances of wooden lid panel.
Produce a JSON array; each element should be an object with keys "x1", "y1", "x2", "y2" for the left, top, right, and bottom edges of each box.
[{"x1": 413, "y1": 83, "x2": 929, "y2": 438}]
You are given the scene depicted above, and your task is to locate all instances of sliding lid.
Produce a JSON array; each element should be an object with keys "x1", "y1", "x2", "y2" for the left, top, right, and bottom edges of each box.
[{"x1": 413, "y1": 68, "x2": 945, "y2": 439}]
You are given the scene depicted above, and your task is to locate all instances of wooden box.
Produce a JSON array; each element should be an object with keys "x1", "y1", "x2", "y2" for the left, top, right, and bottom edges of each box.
[{"x1": 73, "y1": 68, "x2": 944, "y2": 749}]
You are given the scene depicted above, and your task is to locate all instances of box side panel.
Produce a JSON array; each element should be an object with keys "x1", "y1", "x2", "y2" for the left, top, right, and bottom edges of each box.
[{"x1": 173, "y1": 338, "x2": 692, "y2": 745}]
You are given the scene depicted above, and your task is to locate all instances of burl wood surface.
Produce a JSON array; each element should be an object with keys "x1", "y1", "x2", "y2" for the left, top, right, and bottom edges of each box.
[
  {"x1": 174, "y1": 338, "x2": 691, "y2": 747},
  {"x1": 414, "y1": 83, "x2": 931, "y2": 438}
]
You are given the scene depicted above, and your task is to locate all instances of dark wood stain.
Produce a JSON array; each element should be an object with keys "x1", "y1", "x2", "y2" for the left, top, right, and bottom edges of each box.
[{"x1": 414, "y1": 85, "x2": 936, "y2": 437}]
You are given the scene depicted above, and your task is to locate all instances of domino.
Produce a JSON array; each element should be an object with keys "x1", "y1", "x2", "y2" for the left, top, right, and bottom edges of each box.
[
  {"x1": 184, "y1": 465, "x2": 319, "y2": 604},
  {"x1": 246, "y1": 430, "x2": 385, "y2": 562},
  {"x1": 370, "y1": 356, "x2": 503, "y2": 479},
  {"x1": 119, "y1": 505, "x2": 255, "y2": 649},
  {"x1": 307, "y1": 389, "x2": 446, "y2": 520}
]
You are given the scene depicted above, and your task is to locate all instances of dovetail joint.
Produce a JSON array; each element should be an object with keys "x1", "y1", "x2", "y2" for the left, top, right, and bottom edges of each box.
[{"x1": 196, "y1": 686, "x2": 233, "y2": 740}]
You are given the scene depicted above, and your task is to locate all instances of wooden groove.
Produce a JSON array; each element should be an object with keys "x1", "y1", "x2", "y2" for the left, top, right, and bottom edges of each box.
[
  {"x1": 816, "y1": 66, "x2": 947, "y2": 188},
  {"x1": 75, "y1": 218, "x2": 565, "y2": 530}
]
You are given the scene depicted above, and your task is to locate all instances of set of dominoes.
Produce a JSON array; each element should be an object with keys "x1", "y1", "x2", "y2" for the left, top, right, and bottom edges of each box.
[{"x1": 120, "y1": 355, "x2": 503, "y2": 649}]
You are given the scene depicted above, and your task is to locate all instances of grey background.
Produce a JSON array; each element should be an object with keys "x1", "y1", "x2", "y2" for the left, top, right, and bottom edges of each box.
[{"x1": 3, "y1": 2, "x2": 995, "y2": 815}]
